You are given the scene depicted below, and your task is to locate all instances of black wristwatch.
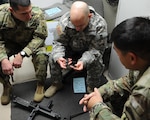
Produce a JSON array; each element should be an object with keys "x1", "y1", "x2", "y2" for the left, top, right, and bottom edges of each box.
[{"x1": 20, "y1": 51, "x2": 26, "y2": 57}]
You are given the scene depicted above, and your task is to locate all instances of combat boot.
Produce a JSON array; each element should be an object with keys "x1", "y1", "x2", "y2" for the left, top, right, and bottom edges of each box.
[
  {"x1": 44, "y1": 82, "x2": 63, "y2": 98},
  {"x1": 1, "y1": 82, "x2": 12, "y2": 105},
  {"x1": 33, "y1": 82, "x2": 45, "y2": 102}
]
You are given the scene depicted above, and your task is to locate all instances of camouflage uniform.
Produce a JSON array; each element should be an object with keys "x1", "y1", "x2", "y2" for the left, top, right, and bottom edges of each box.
[
  {"x1": 90, "y1": 67, "x2": 150, "y2": 120},
  {"x1": 49, "y1": 6, "x2": 107, "y2": 89},
  {"x1": 0, "y1": 4, "x2": 48, "y2": 84}
]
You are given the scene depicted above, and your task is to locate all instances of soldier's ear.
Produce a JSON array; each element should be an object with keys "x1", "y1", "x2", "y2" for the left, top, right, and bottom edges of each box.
[
  {"x1": 128, "y1": 52, "x2": 137, "y2": 65},
  {"x1": 88, "y1": 13, "x2": 92, "y2": 19}
]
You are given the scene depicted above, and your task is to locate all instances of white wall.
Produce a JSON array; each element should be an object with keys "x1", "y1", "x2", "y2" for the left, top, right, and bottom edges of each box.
[
  {"x1": 102, "y1": 0, "x2": 118, "y2": 34},
  {"x1": 31, "y1": 0, "x2": 63, "y2": 9},
  {"x1": 108, "y1": 0, "x2": 150, "y2": 79}
]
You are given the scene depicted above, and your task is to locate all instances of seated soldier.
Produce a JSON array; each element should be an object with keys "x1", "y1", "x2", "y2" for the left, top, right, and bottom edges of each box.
[
  {"x1": 79, "y1": 17, "x2": 150, "y2": 120},
  {"x1": 44, "y1": 1, "x2": 108, "y2": 98},
  {"x1": 0, "y1": 0, "x2": 48, "y2": 105}
]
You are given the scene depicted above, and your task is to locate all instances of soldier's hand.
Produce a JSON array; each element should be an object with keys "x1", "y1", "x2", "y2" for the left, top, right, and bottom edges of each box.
[
  {"x1": 13, "y1": 53, "x2": 23, "y2": 68},
  {"x1": 79, "y1": 94, "x2": 91, "y2": 112},
  {"x1": 1, "y1": 58, "x2": 14, "y2": 75},
  {"x1": 57, "y1": 57, "x2": 68, "y2": 69},
  {"x1": 87, "y1": 88, "x2": 103, "y2": 110},
  {"x1": 79, "y1": 92, "x2": 96, "y2": 112},
  {"x1": 70, "y1": 61, "x2": 83, "y2": 71},
  {"x1": 79, "y1": 88, "x2": 103, "y2": 111}
]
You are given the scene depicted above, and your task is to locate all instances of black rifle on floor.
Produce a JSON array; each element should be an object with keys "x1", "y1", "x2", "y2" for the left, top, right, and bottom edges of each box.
[{"x1": 12, "y1": 96, "x2": 61, "y2": 120}]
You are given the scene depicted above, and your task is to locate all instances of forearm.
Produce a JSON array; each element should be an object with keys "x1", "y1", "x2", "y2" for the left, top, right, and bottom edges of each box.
[
  {"x1": 51, "y1": 27, "x2": 71, "y2": 62},
  {"x1": 0, "y1": 42, "x2": 8, "y2": 61},
  {"x1": 23, "y1": 37, "x2": 45, "y2": 56},
  {"x1": 78, "y1": 49, "x2": 102, "y2": 66},
  {"x1": 90, "y1": 102, "x2": 121, "y2": 120},
  {"x1": 99, "y1": 76, "x2": 130, "y2": 101},
  {"x1": 51, "y1": 41, "x2": 65, "y2": 62}
]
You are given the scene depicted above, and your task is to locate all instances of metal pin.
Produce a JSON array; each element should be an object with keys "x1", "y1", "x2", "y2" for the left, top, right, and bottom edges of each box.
[{"x1": 11, "y1": 75, "x2": 14, "y2": 82}]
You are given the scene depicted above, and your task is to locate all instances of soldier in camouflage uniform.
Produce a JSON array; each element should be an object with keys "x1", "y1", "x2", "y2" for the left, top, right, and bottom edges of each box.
[
  {"x1": 44, "y1": 1, "x2": 107, "y2": 98},
  {"x1": 79, "y1": 17, "x2": 150, "y2": 120},
  {"x1": 0, "y1": 0, "x2": 48, "y2": 105}
]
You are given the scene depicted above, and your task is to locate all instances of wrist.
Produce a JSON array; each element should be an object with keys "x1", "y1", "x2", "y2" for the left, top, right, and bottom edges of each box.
[
  {"x1": 1, "y1": 58, "x2": 9, "y2": 64},
  {"x1": 90, "y1": 102, "x2": 105, "y2": 114},
  {"x1": 90, "y1": 102, "x2": 111, "y2": 117}
]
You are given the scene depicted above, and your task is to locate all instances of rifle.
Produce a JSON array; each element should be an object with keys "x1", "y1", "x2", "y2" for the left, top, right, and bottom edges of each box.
[{"x1": 12, "y1": 96, "x2": 61, "y2": 120}]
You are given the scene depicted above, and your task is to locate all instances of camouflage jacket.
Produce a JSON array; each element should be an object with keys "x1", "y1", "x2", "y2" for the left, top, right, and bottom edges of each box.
[
  {"x1": 0, "y1": 4, "x2": 47, "y2": 61},
  {"x1": 52, "y1": 6, "x2": 107, "y2": 66},
  {"x1": 90, "y1": 66, "x2": 150, "y2": 120}
]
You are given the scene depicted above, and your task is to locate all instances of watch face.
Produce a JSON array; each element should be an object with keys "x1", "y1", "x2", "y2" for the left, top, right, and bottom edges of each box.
[{"x1": 20, "y1": 51, "x2": 26, "y2": 56}]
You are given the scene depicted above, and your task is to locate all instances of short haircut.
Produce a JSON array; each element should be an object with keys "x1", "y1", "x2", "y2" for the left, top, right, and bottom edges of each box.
[
  {"x1": 9, "y1": 0, "x2": 31, "y2": 10},
  {"x1": 111, "y1": 17, "x2": 150, "y2": 61}
]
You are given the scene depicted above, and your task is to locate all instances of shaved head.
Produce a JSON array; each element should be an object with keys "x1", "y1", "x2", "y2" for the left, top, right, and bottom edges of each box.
[{"x1": 70, "y1": 1, "x2": 91, "y2": 31}]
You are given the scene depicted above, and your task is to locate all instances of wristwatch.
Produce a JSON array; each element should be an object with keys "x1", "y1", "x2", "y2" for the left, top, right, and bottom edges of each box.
[{"x1": 20, "y1": 51, "x2": 26, "y2": 57}]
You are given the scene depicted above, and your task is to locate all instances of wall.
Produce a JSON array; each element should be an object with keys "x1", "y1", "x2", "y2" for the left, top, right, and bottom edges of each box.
[
  {"x1": 102, "y1": 0, "x2": 118, "y2": 34},
  {"x1": 108, "y1": 0, "x2": 150, "y2": 79}
]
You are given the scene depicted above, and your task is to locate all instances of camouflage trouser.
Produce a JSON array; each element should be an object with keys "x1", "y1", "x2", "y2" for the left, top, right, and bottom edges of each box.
[
  {"x1": 0, "y1": 68, "x2": 9, "y2": 85},
  {"x1": 0, "y1": 53, "x2": 48, "y2": 85},
  {"x1": 32, "y1": 53, "x2": 48, "y2": 84},
  {"x1": 49, "y1": 53, "x2": 105, "y2": 88},
  {"x1": 86, "y1": 58, "x2": 105, "y2": 88}
]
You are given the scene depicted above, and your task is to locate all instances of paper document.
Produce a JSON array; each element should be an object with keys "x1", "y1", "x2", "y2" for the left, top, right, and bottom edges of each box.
[{"x1": 73, "y1": 77, "x2": 86, "y2": 93}]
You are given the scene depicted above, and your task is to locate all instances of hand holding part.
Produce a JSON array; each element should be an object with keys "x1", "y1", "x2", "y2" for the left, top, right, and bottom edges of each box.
[
  {"x1": 70, "y1": 61, "x2": 83, "y2": 71},
  {"x1": 57, "y1": 57, "x2": 67, "y2": 69},
  {"x1": 65, "y1": 58, "x2": 75, "y2": 68},
  {"x1": 1, "y1": 58, "x2": 14, "y2": 75},
  {"x1": 13, "y1": 53, "x2": 23, "y2": 68}
]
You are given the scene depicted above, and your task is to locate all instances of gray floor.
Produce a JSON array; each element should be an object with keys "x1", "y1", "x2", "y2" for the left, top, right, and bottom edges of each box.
[
  {"x1": 11, "y1": 70, "x2": 108, "y2": 120},
  {"x1": 11, "y1": 71, "x2": 90, "y2": 120}
]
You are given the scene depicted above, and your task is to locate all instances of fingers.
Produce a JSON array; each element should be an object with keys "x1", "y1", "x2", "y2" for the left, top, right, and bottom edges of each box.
[
  {"x1": 79, "y1": 98, "x2": 88, "y2": 112},
  {"x1": 94, "y1": 88, "x2": 99, "y2": 94},
  {"x1": 79, "y1": 93, "x2": 95, "y2": 105},
  {"x1": 83, "y1": 105, "x2": 87, "y2": 112},
  {"x1": 79, "y1": 98, "x2": 85, "y2": 105},
  {"x1": 13, "y1": 64, "x2": 21, "y2": 68},
  {"x1": 3, "y1": 69, "x2": 13, "y2": 75},
  {"x1": 84, "y1": 92, "x2": 95, "y2": 100},
  {"x1": 79, "y1": 94, "x2": 88, "y2": 104},
  {"x1": 79, "y1": 92, "x2": 98, "y2": 112}
]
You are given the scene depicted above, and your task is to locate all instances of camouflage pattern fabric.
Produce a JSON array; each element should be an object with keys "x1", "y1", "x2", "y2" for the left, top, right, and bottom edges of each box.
[
  {"x1": 90, "y1": 67, "x2": 150, "y2": 120},
  {"x1": 0, "y1": 4, "x2": 48, "y2": 83},
  {"x1": 49, "y1": 6, "x2": 107, "y2": 88}
]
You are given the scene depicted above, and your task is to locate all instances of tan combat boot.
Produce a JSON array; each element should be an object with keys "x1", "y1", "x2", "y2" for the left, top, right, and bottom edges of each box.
[
  {"x1": 44, "y1": 82, "x2": 63, "y2": 98},
  {"x1": 33, "y1": 82, "x2": 45, "y2": 102},
  {"x1": 1, "y1": 82, "x2": 12, "y2": 105}
]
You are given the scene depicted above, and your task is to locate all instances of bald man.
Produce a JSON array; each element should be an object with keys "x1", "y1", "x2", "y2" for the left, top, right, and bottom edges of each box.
[{"x1": 45, "y1": 1, "x2": 108, "y2": 98}]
